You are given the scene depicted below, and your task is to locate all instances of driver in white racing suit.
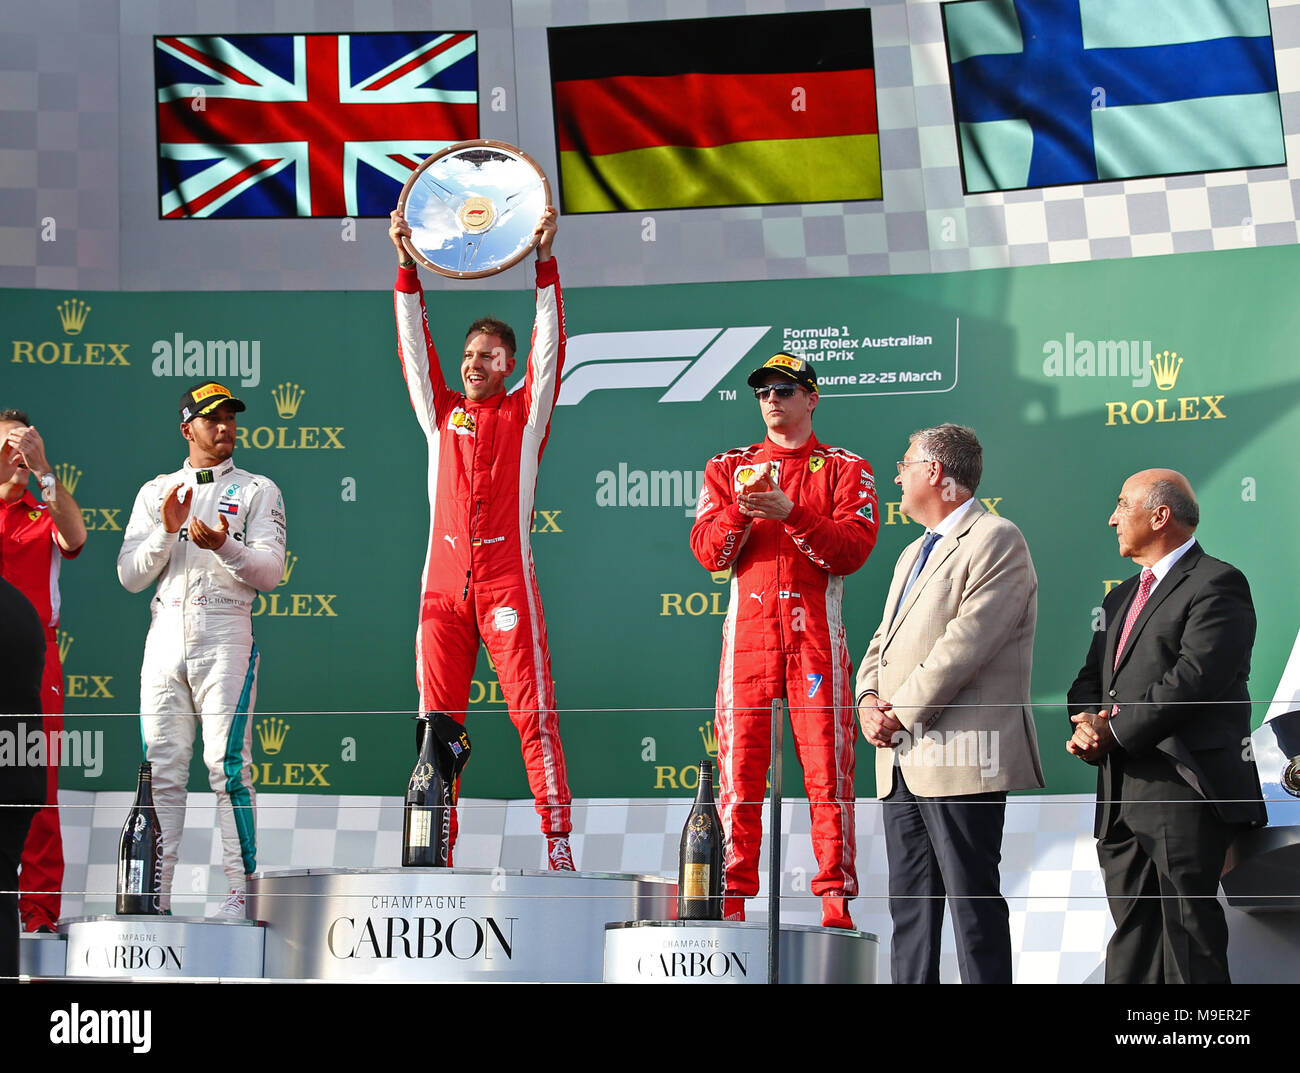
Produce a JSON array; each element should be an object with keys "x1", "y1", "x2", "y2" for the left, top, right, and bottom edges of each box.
[{"x1": 117, "y1": 382, "x2": 286, "y2": 918}]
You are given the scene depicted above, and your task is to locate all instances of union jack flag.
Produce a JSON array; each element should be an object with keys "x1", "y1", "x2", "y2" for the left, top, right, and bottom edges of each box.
[{"x1": 154, "y1": 32, "x2": 478, "y2": 218}]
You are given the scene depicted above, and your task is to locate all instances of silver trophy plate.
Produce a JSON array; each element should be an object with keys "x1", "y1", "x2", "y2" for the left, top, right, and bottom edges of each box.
[{"x1": 397, "y1": 140, "x2": 551, "y2": 279}]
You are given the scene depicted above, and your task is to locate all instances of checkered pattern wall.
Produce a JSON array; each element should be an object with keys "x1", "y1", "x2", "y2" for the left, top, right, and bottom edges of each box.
[
  {"x1": 7, "y1": 0, "x2": 1300, "y2": 985},
  {"x1": 58, "y1": 788, "x2": 1113, "y2": 983},
  {"x1": 2, "y1": 0, "x2": 1296, "y2": 292}
]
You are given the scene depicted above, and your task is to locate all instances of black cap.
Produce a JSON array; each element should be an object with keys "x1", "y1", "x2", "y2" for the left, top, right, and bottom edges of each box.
[
  {"x1": 179, "y1": 381, "x2": 246, "y2": 422},
  {"x1": 746, "y1": 353, "x2": 818, "y2": 392}
]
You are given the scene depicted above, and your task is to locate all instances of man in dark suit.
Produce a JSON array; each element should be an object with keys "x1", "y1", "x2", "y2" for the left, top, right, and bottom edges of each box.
[{"x1": 1067, "y1": 468, "x2": 1265, "y2": 984}]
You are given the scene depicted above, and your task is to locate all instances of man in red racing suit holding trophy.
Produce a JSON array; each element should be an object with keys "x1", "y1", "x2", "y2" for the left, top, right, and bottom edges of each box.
[{"x1": 389, "y1": 206, "x2": 574, "y2": 870}]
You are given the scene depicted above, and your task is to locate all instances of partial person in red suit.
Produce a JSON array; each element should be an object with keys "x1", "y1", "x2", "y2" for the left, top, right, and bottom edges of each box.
[
  {"x1": 389, "y1": 206, "x2": 574, "y2": 870},
  {"x1": 0, "y1": 410, "x2": 86, "y2": 932},
  {"x1": 690, "y1": 354, "x2": 878, "y2": 927}
]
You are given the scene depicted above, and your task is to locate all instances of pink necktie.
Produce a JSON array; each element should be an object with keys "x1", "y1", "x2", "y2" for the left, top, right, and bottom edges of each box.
[
  {"x1": 1114, "y1": 568, "x2": 1156, "y2": 667},
  {"x1": 1110, "y1": 568, "x2": 1155, "y2": 717}
]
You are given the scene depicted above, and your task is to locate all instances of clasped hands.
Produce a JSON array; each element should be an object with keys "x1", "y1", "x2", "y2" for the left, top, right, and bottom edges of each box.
[
  {"x1": 737, "y1": 476, "x2": 793, "y2": 521},
  {"x1": 161, "y1": 483, "x2": 228, "y2": 550},
  {"x1": 858, "y1": 693, "x2": 905, "y2": 749},
  {"x1": 860, "y1": 692, "x2": 1118, "y2": 760},
  {"x1": 1067, "y1": 709, "x2": 1116, "y2": 762}
]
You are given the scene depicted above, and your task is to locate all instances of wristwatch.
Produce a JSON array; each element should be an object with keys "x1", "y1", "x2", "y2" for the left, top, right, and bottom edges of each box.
[{"x1": 38, "y1": 472, "x2": 56, "y2": 501}]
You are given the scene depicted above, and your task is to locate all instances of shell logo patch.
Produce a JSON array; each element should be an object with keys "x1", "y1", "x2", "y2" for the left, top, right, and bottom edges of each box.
[{"x1": 733, "y1": 460, "x2": 779, "y2": 491}]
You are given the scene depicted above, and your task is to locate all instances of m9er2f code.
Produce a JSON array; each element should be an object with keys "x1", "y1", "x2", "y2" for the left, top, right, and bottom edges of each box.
[{"x1": 1125, "y1": 1008, "x2": 1250, "y2": 1024}]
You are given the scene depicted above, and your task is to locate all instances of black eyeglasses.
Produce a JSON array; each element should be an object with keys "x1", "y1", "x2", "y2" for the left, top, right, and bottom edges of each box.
[{"x1": 753, "y1": 384, "x2": 800, "y2": 401}]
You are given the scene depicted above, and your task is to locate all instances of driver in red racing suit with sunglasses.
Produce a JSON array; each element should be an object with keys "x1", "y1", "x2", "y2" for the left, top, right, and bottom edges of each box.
[{"x1": 691, "y1": 353, "x2": 878, "y2": 928}]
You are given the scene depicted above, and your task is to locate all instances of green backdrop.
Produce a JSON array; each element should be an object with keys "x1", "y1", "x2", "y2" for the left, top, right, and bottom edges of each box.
[{"x1": 6, "y1": 242, "x2": 1298, "y2": 799}]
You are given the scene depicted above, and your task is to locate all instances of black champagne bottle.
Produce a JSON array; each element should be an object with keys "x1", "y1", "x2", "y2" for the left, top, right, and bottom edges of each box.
[
  {"x1": 403, "y1": 714, "x2": 450, "y2": 867},
  {"x1": 117, "y1": 762, "x2": 163, "y2": 914},
  {"x1": 678, "y1": 760, "x2": 724, "y2": 920}
]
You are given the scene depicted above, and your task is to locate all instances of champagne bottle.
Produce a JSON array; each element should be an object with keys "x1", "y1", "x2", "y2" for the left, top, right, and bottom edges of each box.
[
  {"x1": 117, "y1": 762, "x2": 163, "y2": 915},
  {"x1": 403, "y1": 714, "x2": 452, "y2": 867},
  {"x1": 678, "y1": 760, "x2": 723, "y2": 920}
]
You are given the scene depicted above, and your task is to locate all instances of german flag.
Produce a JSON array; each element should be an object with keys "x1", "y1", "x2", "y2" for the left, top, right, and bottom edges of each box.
[{"x1": 548, "y1": 10, "x2": 880, "y2": 213}]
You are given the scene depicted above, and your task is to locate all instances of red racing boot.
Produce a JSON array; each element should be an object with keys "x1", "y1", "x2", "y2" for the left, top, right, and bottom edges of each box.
[
  {"x1": 722, "y1": 896, "x2": 746, "y2": 922},
  {"x1": 821, "y1": 895, "x2": 854, "y2": 930},
  {"x1": 547, "y1": 836, "x2": 575, "y2": 871}
]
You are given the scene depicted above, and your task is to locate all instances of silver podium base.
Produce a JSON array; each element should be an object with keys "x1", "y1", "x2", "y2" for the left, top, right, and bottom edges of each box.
[
  {"x1": 1222, "y1": 824, "x2": 1300, "y2": 910},
  {"x1": 1216, "y1": 726, "x2": 1300, "y2": 981},
  {"x1": 604, "y1": 920, "x2": 879, "y2": 983},
  {"x1": 18, "y1": 930, "x2": 66, "y2": 977},
  {"x1": 250, "y1": 867, "x2": 674, "y2": 982},
  {"x1": 62, "y1": 915, "x2": 265, "y2": 979}
]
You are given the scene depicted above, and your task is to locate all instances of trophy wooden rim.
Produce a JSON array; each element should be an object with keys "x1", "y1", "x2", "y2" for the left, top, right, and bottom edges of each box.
[{"x1": 396, "y1": 139, "x2": 552, "y2": 280}]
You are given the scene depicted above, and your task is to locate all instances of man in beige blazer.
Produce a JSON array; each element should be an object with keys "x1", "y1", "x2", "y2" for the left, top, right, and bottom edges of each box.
[{"x1": 856, "y1": 424, "x2": 1043, "y2": 983}]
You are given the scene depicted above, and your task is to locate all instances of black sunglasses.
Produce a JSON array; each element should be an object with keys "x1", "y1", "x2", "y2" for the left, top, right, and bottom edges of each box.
[{"x1": 753, "y1": 384, "x2": 801, "y2": 401}]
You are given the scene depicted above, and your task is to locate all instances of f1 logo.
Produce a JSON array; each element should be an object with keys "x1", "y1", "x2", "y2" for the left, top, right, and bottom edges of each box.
[{"x1": 512, "y1": 326, "x2": 771, "y2": 405}]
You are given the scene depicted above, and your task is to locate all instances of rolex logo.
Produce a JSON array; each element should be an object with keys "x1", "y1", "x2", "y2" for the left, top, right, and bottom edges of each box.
[
  {"x1": 54, "y1": 462, "x2": 82, "y2": 496},
  {"x1": 1150, "y1": 350, "x2": 1183, "y2": 391},
  {"x1": 255, "y1": 716, "x2": 290, "y2": 755},
  {"x1": 58, "y1": 631, "x2": 74, "y2": 664},
  {"x1": 698, "y1": 724, "x2": 718, "y2": 758},
  {"x1": 710, "y1": 569, "x2": 731, "y2": 586},
  {"x1": 56, "y1": 298, "x2": 91, "y2": 336},
  {"x1": 271, "y1": 382, "x2": 305, "y2": 420},
  {"x1": 254, "y1": 549, "x2": 337, "y2": 619}
]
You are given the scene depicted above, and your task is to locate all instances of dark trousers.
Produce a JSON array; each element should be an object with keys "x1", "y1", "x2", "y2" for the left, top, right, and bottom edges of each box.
[
  {"x1": 1, "y1": 806, "x2": 36, "y2": 982},
  {"x1": 884, "y1": 768, "x2": 1010, "y2": 984},
  {"x1": 1099, "y1": 753, "x2": 1236, "y2": 984}
]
